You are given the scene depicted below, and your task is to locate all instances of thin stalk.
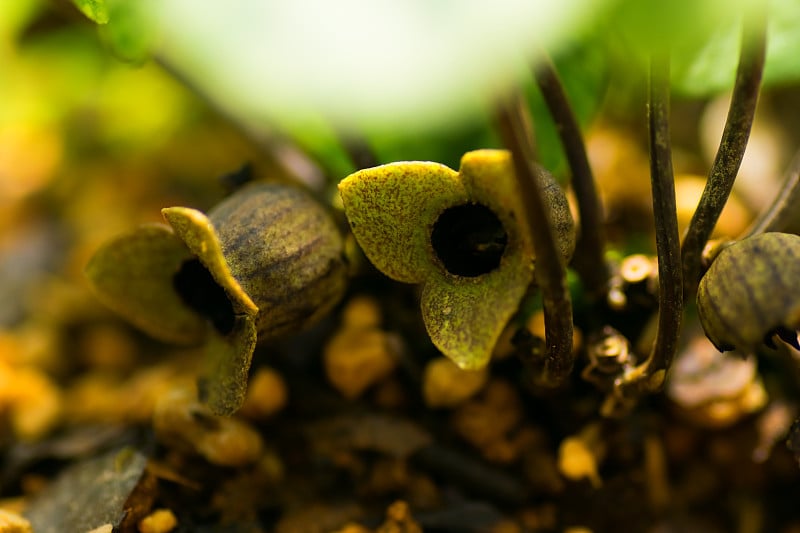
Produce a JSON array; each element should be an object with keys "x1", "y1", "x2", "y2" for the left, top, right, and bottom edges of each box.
[
  {"x1": 534, "y1": 54, "x2": 608, "y2": 302},
  {"x1": 339, "y1": 131, "x2": 380, "y2": 170},
  {"x1": 680, "y1": 12, "x2": 767, "y2": 296},
  {"x1": 154, "y1": 55, "x2": 328, "y2": 191},
  {"x1": 641, "y1": 53, "x2": 683, "y2": 387},
  {"x1": 612, "y1": 53, "x2": 682, "y2": 407},
  {"x1": 496, "y1": 93, "x2": 574, "y2": 386},
  {"x1": 743, "y1": 148, "x2": 800, "y2": 237}
]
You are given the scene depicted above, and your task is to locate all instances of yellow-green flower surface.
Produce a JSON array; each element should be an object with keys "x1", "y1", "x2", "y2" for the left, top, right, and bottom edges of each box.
[
  {"x1": 339, "y1": 149, "x2": 574, "y2": 369},
  {"x1": 86, "y1": 224, "x2": 208, "y2": 345},
  {"x1": 86, "y1": 181, "x2": 348, "y2": 415}
]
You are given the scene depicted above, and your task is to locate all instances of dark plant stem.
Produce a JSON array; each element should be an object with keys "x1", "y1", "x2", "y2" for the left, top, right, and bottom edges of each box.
[
  {"x1": 411, "y1": 444, "x2": 527, "y2": 505},
  {"x1": 496, "y1": 93, "x2": 574, "y2": 386},
  {"x1": 641, "y1": 53, "x2": 683, "y2": 388},
  {"x1": 743, "y1": 148, "x2": 800, "y2": 237},
  {"x1": 154, "y1": 55, "x2": 328, "y2": 191},
  {"x1": 611, "y1": 54, "x2": 681, "y2": 409},
  {"x1": 680, "y1": 12, "x2": 767, "y2": 296},
  {"x1": 534, "y1": 54, "x2": 608, "y2": 302},
  {"x1": 339, "y1": 131, "x2": 381, "y2": 170}
]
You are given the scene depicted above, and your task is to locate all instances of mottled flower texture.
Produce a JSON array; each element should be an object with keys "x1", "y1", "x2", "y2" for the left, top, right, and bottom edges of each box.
[
  {"x1": 86, "y1": 182, "x2": 347, "y2": 415},
  {"x1": 339, "y1": 149, "x2": 573, "y2": 369}
]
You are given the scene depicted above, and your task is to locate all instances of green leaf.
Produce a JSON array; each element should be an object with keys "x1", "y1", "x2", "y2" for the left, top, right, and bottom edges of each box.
[
  {"x1": 98, "y1": 0, "x2": 153, "y2": 64},
  {"x1": 138, "y1": 0, "x2": 610, "y2": 131},
  {"x1": 72, "y1": 0, "x2": 109, "y2": 24},
  {"x1": 361, "y1": 40, "x2": 609, "y2": 181},
  {"x1": 364, "y1": 115, "x2": 498, "y2": 174},
  {"x1": 593, "y1": 0, "x2": 800, "y2": 96},
  {"x1": 672, "y1": 0, "x2": 800, "y2": 95},
  {"x1": 762, "y1": 0, "x2": 800, "y2": 84}
]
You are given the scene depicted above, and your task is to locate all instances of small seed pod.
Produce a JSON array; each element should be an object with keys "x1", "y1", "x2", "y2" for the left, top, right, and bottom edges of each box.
[
  {"x1": 164, "y1": 182, "x2": 348, "y2": 341},
  {"x1": 87, "y1": 179, "x2": 348, "y2": 414},
  {"x1": 696, "y1": 232, "x2": 800, "y2": 353}
]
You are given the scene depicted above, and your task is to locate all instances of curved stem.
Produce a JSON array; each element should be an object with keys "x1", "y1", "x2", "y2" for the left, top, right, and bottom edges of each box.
[
  {"x1": 534, "y1": 54, "x2": 608, "y2": 302},
  {"x1": 339, "y1": 130, "x2": 380, "y2": 171},
  {"x1": 742, "y1": 147, "x2": 800, "y2": 237},
  {"x1": 496, "y1": 93, "x2": 575, "y2": 386},
  {"x1": 609, "y1": 53, "x2": 682, "y2": 411},
  {"x1": 154, "y1": 55, "x2": 328, "y2": 191},
  {"x1": 641, "y1": 53, "x2": 683, "y2": 387},
  {"x1": 680, "y1": 11, "x2": 767, "y2": 296}
]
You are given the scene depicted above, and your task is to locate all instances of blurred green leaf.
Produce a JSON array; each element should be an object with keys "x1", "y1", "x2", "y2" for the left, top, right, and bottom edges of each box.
[
  {"x1": 672, "y1": 0, "x2": 800, "y2": 95},
  {"x1": 366, "y1": 119, "x2": 497, "y2": 174},
  {"x1": 595, "y1": 0, "x2": 800, "y2": 96},
  {"x1": 0, "y1": 0, "x2": 44, "y2": 41},
  {"x1": 273, "y1": 113, "x2": 357, "y2": 181},
  {"x1": 72, "y1": 0, "x2": 109, "y2": 24},
  {"x1": 98, "y1": 0, "x2": 152, "y2": 64},
  {"x1": 140, "y1": 0, "x2": 608, "y2": 131},
  {"x1": 358, "y1": 40, "x2": 609, "y2": 179}
]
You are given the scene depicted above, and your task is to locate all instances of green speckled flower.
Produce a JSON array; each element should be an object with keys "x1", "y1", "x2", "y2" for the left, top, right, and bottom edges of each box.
[
  {"x1": 339, "y1": 149, "x2": 574, "y2": 369},
  {"x1": 86, "y1": 181, "x2": 348, "y2": 415}
]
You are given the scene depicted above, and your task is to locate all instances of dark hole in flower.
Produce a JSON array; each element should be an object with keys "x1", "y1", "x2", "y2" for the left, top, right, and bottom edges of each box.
[
  {"x1": 764, "y1": 325, "x2": 800, "y2": 351},
  {"x1": 431, "y1": 203, "x2": 507, "y2": 277},
  {"x1": 788, "y1": 417, "x2": 800, "y2": 457},
  {"x1": 173, "y1": 259, "x2": 235, "y2": 335}
]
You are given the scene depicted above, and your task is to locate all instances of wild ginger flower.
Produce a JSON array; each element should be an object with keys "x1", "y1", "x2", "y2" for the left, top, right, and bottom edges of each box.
[{"x1": 339, "y1": 149, "x2": 574, "y2": 369}]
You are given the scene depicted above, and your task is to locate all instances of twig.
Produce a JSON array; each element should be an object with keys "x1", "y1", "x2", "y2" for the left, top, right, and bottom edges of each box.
[
  {"x1": 641, "y1": 53, "x2": 683, "y2": 388},
  {"x1": 680, "y1": 11, "x2": 767, "y2": 296},
  {"x1": 495, "y1": 93, "x2": 575, "y2": 386},
  {"x1": 610, "y1": 53, "x2": 682, "y2": 410},
  {"x1": 339, "y1": 130, "x2": 380, "y2": 170},
  {"x1": 154, "y1": 55, "x2": 328, "y2": 191},
  {"x1": 534, "y1": 53, "x2": 608, "y2": 302},
  {"x1": 742, "y1": 147, "x2": 800, "y2": 237},
  {"x1": 411, "y1": 444, "x2": 527, "y2": 505}
]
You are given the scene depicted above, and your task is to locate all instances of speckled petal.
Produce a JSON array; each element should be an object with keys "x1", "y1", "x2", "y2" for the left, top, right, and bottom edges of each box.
[
  {"x1": 459, "y1": 149, "x2": 574, "y2": 263},
  {"x1": 421, "y1": 258, "x2": 533, "y2": 369},
  {"x1": 339, "y1": 161, "x2": 468, "y2": 283},
  {"x1": 417, "y1": 150, "x2": 571, "y2": 369},
  {"x1": 85, "y1": 224, "x2": 208, "y2": 345},
  {"x1": 162, "y1": 206, "x2": 258, "y2": 317},
  {"x1": 199, "y1": 314, "x2": 258, "y2": 415}
]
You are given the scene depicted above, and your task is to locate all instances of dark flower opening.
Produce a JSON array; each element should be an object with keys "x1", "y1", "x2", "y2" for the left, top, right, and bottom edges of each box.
[
  {"x1": 173, "y1": 259, "x2": 235, "y2": 335},
  {"x1": 764, "y1": 325, "x2": 800, "y2": 350},
  {"x1": 431, "y1": 203, "x2": 508, "y2": 277}
]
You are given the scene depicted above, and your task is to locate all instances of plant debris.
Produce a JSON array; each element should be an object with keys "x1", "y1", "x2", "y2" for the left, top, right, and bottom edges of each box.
[{"x1": 23, "y1": 447, "x2": 151, "y2": 533}]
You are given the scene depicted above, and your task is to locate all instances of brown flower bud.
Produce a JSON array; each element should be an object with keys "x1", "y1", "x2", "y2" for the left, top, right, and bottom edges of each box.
[{"x1": 697, "y1": 232, "x2": 800, "y2": 353}]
